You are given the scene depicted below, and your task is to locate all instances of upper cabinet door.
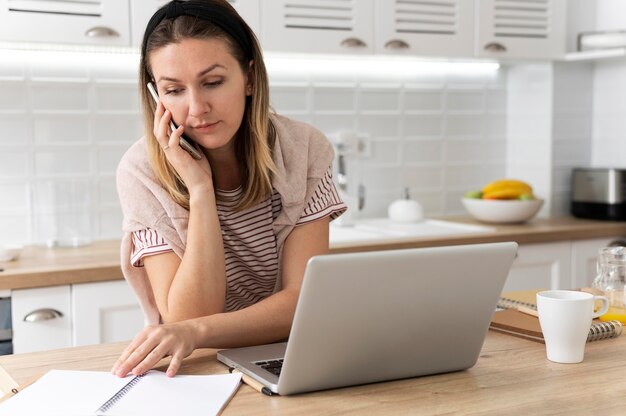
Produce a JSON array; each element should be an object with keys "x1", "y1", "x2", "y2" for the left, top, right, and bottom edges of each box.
[
  {"x1": 261, "y1": 0, "x2": 375, "y2": 54},
  {"x1": 230, "y1": 0, "x2": 261, "y2": 37},
  {"x1": 375, "y1": 0, "x2": 474, "y2": 57},
  {"x1": 476, "y1": 0, "x2": 567, "y2": 59},
  {"x1": 130, "y1": 0, "x2": 261, "y2": 48},
  {"x1": 0, "y1": 0, "x2": 130, "y2": 46}
]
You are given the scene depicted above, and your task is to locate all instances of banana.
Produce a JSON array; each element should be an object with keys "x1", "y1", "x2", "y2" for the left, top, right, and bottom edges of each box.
[{"x1": 482, "y1": 179, "x2": 533, "y2": 200}]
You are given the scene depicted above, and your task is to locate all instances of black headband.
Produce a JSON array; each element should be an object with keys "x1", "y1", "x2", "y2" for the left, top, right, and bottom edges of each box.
[{"x1": 142, "y1": 0, "x2": 253, "y2": 60}]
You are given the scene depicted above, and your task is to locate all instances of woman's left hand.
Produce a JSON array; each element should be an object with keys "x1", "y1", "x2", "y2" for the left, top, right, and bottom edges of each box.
[{"x1": 110, "y1": 320, "x2": 198, "y2": 378}]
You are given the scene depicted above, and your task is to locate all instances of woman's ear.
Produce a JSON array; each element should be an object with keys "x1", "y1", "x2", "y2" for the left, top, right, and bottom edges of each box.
[{"x1": 246, "y1": 60, "x2": 254, "y2": 96}]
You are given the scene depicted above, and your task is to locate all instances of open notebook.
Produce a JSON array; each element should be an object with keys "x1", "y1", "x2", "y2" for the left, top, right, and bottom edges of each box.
[{"x1": 0, "y1": 369, "x2": 241, "y2": 416}]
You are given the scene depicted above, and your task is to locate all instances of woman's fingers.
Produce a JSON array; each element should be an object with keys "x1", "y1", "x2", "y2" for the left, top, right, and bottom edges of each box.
[
  {"x1": 153, "y1": 107, "x2": 186, "y2": 157},
  {"x1": 111, "y1": 327, "x2": 161, "y2": 377},
  {"x1": 110, "y1": 329, "x2": 150, "y2": 375},
  {"x1": 166, "y1": 354, "x2": 184, "y2": 377},
  {"x1": 111, "y1": 323, "x2": 196, "y2": 378},
  {"x1": 131, "y1": 340, "x2": 171, "y2": 376}
]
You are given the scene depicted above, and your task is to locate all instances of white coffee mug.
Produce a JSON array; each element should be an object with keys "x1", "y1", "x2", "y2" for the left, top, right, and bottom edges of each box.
[{"x1": 536, "y1": 290, "x2": 609, "y2": 364}]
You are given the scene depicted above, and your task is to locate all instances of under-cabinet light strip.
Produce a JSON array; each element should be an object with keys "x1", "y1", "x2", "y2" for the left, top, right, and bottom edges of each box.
[{"x1": 0, "y1": 44, "x2": 499, "y2": 75}]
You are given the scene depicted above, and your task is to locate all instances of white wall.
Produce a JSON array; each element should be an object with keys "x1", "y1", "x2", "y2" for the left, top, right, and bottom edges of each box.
[{"x1": 0, "y1": 51, "x2": 507, "y2": 245}]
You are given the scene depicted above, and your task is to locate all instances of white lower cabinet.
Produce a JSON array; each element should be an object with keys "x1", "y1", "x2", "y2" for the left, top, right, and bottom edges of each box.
[
  {"x1": 12, "y1": 280, "x2": 144, "y2": 354},
  {"x1": 503, "y1": 236, "x2": 626, "y2": 292},
  {"x1": 72, "y1": 280, "x2": 145, "y2": 347},
  {"x1": 503, "y1": 242, "x2": 572, "y2": 292},
  {"x1": 12, "y1": 286, "x2": 72, "y2": 354}
]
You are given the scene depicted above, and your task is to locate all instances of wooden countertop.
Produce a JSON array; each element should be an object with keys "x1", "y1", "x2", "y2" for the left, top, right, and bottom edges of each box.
[
  {"x1": 1, "y1": 331, "x2": 624, "y2": 414},
  {"x1": 1, "y1": 216, "x2": 625, "y2": 290}
]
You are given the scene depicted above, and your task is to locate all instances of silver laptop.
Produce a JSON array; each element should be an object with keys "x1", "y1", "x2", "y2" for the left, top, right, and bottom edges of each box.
[{"x1": 217, "y1": 242, "x2": 517, "y2": 396}]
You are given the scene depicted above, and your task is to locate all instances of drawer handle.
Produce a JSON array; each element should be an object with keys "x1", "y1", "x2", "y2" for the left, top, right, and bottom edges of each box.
[
  {"x1": 384, "y1": 39, "x2": 410, "y2": 50},
  {"x1": 484, "y1": 42, "x2": 507, "y2": 52},
  {"x1": 85, "y1": 26, "x2": 120, "y2": 38},
  {"x1": 23, "y1": 308, "x2": 63, "y2": 323},
  {"x1": 340, "y1": 37, "x2": 367, "y2": 48},
  {"x1": 609, "y1": 240, "x2": 626, "y2": 247}
]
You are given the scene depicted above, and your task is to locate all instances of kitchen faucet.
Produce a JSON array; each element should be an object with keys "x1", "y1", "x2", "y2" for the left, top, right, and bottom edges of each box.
[{"x1": 336, "y1": 154, "x2": 365, "y2": 212}]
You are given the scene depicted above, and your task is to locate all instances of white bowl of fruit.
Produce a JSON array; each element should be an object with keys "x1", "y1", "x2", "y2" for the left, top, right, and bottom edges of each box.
[{"x1": 461, "y1": 179, "x2": 543, "y2": 224}]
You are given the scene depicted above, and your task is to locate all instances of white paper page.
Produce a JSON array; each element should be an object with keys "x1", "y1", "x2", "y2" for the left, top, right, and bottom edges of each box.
[
  {"x1": 0, "y1": 370, "x2": 132, "y2": 416},
  {"x1": 107, "y1": 371, "x2": 242, "y2": 416}
]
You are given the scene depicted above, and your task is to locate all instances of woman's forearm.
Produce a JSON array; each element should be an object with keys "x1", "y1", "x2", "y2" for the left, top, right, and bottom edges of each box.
[
  {"x1": 191, "y1": 288, "x2": 299, "y2": 349},
  {"x1": 165, "y1": 188, "x2": 226, "y2": 321}
]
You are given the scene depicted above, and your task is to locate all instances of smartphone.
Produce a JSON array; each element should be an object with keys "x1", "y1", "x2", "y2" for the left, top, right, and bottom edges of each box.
[{"x1": 146, "y1": 82, "x2": 202, "y2": 160}]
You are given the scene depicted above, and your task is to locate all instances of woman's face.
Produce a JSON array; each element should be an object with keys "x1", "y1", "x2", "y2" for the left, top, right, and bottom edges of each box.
[{"x1": 149, "y1": 37, "x2": 251, "y2": 154}]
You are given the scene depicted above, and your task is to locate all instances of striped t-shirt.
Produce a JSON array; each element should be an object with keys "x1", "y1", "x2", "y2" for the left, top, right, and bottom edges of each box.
[{"x1": 131, "y1": 167, "x2": 346, "y2": 312}]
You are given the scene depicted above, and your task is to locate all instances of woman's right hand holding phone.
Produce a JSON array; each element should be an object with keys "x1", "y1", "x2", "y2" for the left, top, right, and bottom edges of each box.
[{"x1": 153, "y1": 102, "x2": 214, "y2": 195}]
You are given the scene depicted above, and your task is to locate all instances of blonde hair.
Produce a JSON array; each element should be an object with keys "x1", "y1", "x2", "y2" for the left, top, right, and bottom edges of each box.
[{"x1": 139, "y1": 1, "x2": 275, "y2": 211}]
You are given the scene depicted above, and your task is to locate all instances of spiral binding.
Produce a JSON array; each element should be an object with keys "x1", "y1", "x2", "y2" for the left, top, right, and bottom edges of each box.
[
  {"x1": 497, "y1": 297, "x2": 538, "y2": 311},
  {"x1": 588, "y1": 320, "x2": 623, "y2": 342},
  {"x1": 96, "y1": 373, "x2": 146, "y2": 413}
]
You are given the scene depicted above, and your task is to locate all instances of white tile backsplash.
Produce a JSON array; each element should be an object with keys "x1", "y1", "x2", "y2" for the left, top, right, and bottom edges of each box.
[
  {"x1": 400, "y1": 166, "x2": 444, "y2": 191},
  {"x1": 270, "y1": 84, "x2": 309, "y2": 112},
  {"x1": 0, "y1": 81, "x2": 28, "y2": 110},
  {"x1": 0, "y1": 215, "x2": 29, "y2": 244},
  {"x1": 98, "y1": 178, "x2": 119, "y2": 206},
  {"x1": 403, "y1": 89, "x2": 442, "y2": 111},
  {"x1": 312, "y1": 85, "x2": 355, "y2": 111},
  {"x1": 0, "y1": 150, "x2": 28, "y2": 177},
  {"x1": 445, "y1": 115, "x2": 484, "y2": 138},
  {"x1": 34, "y1": 149, "x2": 92, "y2": 176},
  {"x1": 33, "y1": 115, "x2": 90, "y2": 144},
  {"x1": 0, "y1": 113, "x2": 29, "y2": 142},
  {"x1": 97, "y1": 146, "x2": 128, "y2": 174},
  {"x1": 446, "y1": 90, "x2": 485, "y2": 112},
  {"x1": 93, "y1": 114, "x2": 143, "y2": 143},
  {"x1": 402, "y1": 140, "x2": 443, "y2": 164},
  {"x1": 0, "y1": 49, "x2": 557, "y2": 245},
  {"x1": 0, "y1": 182, "x2": 28, "y2": 214},
  {"x1": 358, "y1": 88, "x2": 401, "y2": 112},
  {"x1": 95, "y1": 83, "x2": 140, "y2": 111},
  {"x1": 31, "y1": 82, "x2": 89, "y2": 111},
  {"x1": 403, "y1": 115, "x2": 442, "y2": 137}
]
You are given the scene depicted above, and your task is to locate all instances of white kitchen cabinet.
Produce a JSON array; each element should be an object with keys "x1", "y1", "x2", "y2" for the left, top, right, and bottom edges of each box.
[
  {"x1": 503, "y1": 241, "x2": 571, "y2": 292},
  {"x1": 12, "y1": 280, "x2": 144, "y2": 353},
  {"x1": 571, "y1": 236, "x2": 626, "y2": 289},
  {"x1": 374, "y1": 0, "x2": 475, "y2": 58},
  {"x1": 261, "y1": 0, "x2": 375, "y2": 54},
  {"x1": 130, "y1": 0, "x2": 261, "y2": 47},
  {"x1": 0, "y1": 0, "x2": 130, "y2": 46},
  {"x1": 476, "y1": 0, "x2": 567, "y2": 59},
  {"x1": 72, "y1": 280, "x2": 144, "y2": 347},
  {"x1": 12, "y1": 285, "x2": 72, "y2": 354}
]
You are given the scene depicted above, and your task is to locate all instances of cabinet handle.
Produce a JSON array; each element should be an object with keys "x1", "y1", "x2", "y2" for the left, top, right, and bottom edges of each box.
[
  {"x1": 340, "y1": 37, "x2": 367, "y2": 48},
  {"x1": 23, "y1": 308, "x2": 63, "y2": 323},
  {"x1": 85, "y1": 26, "x2": 120, "y2": 38},
  {"x1": 484, "y1": 42, "x2": 507, "y2": 52},
  {"x1": 384, "y1": 39, "x2": 410, "y2": 50}
]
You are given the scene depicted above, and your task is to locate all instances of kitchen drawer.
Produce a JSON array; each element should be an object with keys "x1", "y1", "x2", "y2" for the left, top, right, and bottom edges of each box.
[{"x1": 12, "y1": 285, "x2": 72, "y2": 354}]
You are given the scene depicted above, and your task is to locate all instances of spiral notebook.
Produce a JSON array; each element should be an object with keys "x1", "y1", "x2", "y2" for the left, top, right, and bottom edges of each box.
[
  {"x1": 491, "y1": 292, "x2": 623, "y2": 344},
  {"x1": 0, "y1": 369, "x2": 241, "y2": 416}
]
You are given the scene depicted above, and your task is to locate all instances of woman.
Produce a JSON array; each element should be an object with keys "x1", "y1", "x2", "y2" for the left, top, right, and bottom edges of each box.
[{"x1": 112, "y1": 0, "x2": 345, "y2": 378}]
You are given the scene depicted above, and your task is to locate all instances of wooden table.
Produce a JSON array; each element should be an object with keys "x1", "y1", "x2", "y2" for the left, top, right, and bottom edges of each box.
[{"x1": 1, "y1": 331, "x2": 625, "y2": 415}]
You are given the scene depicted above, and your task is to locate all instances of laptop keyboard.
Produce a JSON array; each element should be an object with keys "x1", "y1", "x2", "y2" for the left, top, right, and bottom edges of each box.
[{"x1": 254, "y1": 359, "x2": 284, "y2": 376}]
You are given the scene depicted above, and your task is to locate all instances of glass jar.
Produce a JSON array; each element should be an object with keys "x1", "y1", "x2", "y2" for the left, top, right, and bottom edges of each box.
[{"x1": 593, "y1": 246, "x2": 626, "y2": 323}]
